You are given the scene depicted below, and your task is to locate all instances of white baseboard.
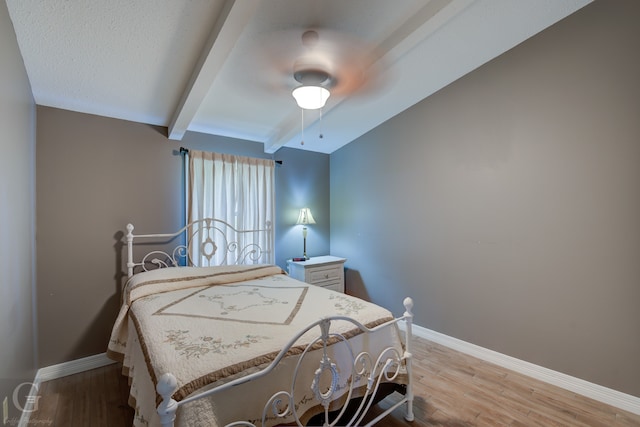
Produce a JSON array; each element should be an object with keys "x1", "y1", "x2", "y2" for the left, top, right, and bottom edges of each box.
[
  {"x1": 34, "y1": 352, "x2": 116, "y2": 384},
  {"x1": 19, "y1": 353, "x2": 116, "y2": 427},
  {"x1": 404, "y1": 323, "x2": 640, "y2": 416}
]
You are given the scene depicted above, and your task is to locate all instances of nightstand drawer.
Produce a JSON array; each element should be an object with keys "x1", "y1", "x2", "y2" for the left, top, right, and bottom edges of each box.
[
  {"x1": 308, "y1": 266, "x2": 342, "y2": 284},
  {"x1": 287, "y1": 256, "x2": 347, "y2": 294},
  {"x1": 321, "y1": 280, "x2": 344, "y2": 293}
]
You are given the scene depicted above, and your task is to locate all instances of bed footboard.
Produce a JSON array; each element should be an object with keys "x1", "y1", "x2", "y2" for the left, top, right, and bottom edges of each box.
[{"x1": 156, "y1": 297, "x2": 415, "y2": 427}]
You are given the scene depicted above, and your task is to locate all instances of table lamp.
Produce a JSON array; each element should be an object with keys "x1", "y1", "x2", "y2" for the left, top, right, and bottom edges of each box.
[{"x1": 296, "y1": 208, "x2": 316, "y2": 260}]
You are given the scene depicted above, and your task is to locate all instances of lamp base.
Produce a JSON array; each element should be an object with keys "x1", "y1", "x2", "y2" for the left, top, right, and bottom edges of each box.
[{"x1": 302, "y1": 235, "x2": 309, "y2": 261}]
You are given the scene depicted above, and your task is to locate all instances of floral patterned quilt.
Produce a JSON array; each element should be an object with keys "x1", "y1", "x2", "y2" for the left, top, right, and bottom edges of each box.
[{"x1": 107, "y1": 265, "x2": 404, "y2": 427}]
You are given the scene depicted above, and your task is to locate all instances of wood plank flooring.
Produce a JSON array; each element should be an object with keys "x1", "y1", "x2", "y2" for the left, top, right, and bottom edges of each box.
[{"x1": 32, "y1": 336, "x2": 640, "y2": 426}]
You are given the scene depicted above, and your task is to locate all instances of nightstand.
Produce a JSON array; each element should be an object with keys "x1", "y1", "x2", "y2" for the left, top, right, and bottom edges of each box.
[{"x1": 287, "y1": 256, "x2": 347, "y2": 293}]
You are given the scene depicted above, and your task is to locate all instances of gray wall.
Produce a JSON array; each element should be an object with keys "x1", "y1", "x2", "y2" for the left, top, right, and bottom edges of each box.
[
  {"x1": 36, "y1": 107, "x2": 329, "y2": 366},
  {"x1": 0, "y1": 0, "x2": 37, "y2": 419},
  {"x1": 331, "y1": 0, "x2": 640, "y2": 397},
  {"x1": 274, "y1": 147, "x2": 330, "y2": 262}
]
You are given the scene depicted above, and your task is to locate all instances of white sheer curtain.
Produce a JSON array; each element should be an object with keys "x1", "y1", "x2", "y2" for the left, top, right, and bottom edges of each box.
[{"x1": 187, "y1": 150, "x2": 275, "y2": 265}]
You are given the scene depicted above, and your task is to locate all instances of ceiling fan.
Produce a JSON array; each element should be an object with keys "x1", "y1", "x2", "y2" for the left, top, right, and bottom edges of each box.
[
  {"x1": 238, "y1": 26, "x2": 386, "y2": 145},
  {"x1": 291, "y1": 29, "x2": 383, "y2": 145},
  {"x1": 253, "y1": 27, "x2": 386, "y2": 106},
  {"x1": 299, "y1": 29, "x2": 384, "y2": 98}
]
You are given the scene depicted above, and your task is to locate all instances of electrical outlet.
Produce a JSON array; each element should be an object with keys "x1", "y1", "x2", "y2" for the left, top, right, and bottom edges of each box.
[{"x1": 2, "y1": 396, "x2": 8, "y2": 425}]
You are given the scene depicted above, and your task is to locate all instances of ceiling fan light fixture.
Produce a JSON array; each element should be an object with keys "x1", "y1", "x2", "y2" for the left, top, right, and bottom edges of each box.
[{"x1": 292, "y1": 85, "x2": 330, "y2": 110}]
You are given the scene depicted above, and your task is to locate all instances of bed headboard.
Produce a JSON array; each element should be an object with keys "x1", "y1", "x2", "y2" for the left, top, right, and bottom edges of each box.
[{"x1": 125, "y1": 218, "x2": 273, "y2": 278}]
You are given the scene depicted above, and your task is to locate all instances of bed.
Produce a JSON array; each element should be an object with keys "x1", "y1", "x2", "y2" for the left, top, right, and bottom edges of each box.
[{"x1": 107, "y1": 219, "x2": 414, "y2": 427}]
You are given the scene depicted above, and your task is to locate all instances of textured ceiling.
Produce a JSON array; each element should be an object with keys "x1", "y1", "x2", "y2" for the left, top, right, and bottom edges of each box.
[{"x1": 7, "y1": 0, "x2": 591, "y2": 153}]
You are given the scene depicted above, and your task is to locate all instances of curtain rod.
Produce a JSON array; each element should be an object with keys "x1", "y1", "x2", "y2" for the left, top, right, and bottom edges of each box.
[{"x1": 179, "y1": 147, "x2": 282, "y2": 165}]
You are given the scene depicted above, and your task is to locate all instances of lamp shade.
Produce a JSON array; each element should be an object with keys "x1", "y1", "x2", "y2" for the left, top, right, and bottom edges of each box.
[
  {"x1": 296, "y1": 208, "x2": 316, "y2": 225},
  {"x1": 292, "y1": 86, "x2": 330, "y2": 110}
]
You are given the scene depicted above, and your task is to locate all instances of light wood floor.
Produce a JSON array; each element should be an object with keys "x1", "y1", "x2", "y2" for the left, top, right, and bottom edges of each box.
[{"x1": 33, "y1": 336, "x2": 640, "y2": 426}]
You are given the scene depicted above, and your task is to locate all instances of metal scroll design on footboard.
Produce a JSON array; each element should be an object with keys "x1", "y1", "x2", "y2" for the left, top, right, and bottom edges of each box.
[
  {"x1": 126, "y1": 218, "x2": 273, "y2": 277},
  {"x1": 156, "y1": 298, "x2": 415, "y2": 427}
]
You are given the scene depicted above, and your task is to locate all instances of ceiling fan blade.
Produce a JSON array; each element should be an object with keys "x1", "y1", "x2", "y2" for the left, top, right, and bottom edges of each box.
[{"x1": 239, "y1": 28, "x2": 386, "y2": 98}]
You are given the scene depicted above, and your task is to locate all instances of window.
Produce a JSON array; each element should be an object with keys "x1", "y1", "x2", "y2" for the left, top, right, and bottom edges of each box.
[{"x1": 186, "y1": 150, "x2": 275, "y2": 265}]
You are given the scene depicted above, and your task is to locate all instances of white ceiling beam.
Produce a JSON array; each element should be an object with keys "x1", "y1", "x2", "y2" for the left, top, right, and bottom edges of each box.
[{"x1": 168, "y1": 0, "x2": 260, "y2": 140}]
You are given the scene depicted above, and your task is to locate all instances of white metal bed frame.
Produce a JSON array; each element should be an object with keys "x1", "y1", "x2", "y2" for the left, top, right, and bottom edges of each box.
[{"x1": 124, "y1": 219, "x2": 414, "y2": 427}]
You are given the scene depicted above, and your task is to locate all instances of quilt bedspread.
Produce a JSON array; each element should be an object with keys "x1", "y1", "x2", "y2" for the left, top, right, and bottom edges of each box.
[{"x1": 107, "y1": 265, "x2": 403, "y2": 427}]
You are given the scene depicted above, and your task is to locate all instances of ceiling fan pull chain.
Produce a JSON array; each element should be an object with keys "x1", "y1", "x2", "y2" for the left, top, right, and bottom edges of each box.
[
  {"x1": 319, "y1": 108, "x2": 324, "y2": 139},
  {"x1": 300, "y1": 108, "x2": 305, "y2": 145}
]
